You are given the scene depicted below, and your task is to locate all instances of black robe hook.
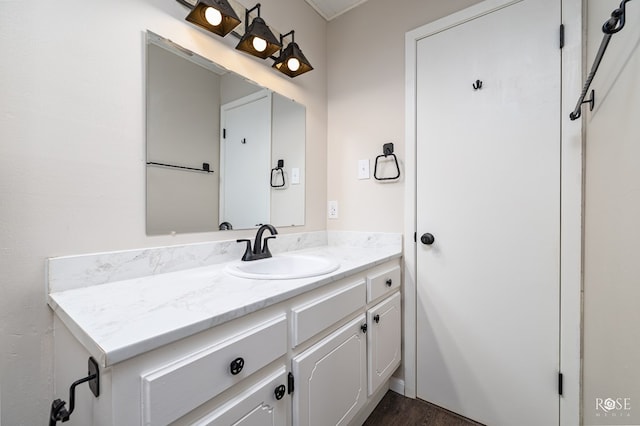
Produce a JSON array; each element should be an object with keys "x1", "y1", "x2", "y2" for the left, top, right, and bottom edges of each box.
[{"x1": 473, "y1": 80, "x2": 483, "y2": 90}]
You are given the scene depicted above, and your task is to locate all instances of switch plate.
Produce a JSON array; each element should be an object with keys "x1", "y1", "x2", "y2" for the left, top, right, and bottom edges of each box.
[
  {"x1": 291, "y1": 168, "x2": 300, "y2": 185},
  {"x1": 358, "y1": 159, "x2": 370, "y2": 180},
  {"x1": 328, "y1": 200, "x2": 338, "y2": 219}
]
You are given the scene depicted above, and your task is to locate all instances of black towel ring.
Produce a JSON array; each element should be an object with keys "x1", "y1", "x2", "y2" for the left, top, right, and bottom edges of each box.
[
  {"x1": 374, "y1": 143, "x2": 401, "y2": 181},
  {"x1": 270, "y1": 159, "x2": 286, "y2": 188}
]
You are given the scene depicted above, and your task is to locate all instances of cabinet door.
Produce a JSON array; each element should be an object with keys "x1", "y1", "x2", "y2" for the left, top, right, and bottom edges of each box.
[
  {"x1": 367, "y1": 292, "x2": 401, "y2": 396},
  {"x1": 190, "y1": 366, "x2": 289, "y2": 426},
  {"x1": 291, "y1": 315, "x2": 367, "y2": 426}
]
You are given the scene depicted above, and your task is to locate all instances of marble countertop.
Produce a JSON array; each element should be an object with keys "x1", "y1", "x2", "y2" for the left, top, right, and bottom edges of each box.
[{"x1": 48, "y1": 244, "x2": 401, "y2": 367}]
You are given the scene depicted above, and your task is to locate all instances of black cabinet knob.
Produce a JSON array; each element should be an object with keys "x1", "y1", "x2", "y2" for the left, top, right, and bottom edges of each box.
[
  {"x1": 230, "y1": 357, "x2": 245, "y2": 375},
  {"x1": 374, "y1": 314, "x2": 380, "y2": 324},
  {"x1": 274, "y1": 384, "x2": 286, "y2": 400},
  {"x1": 420, "y1": 233, "x2": 435, "y2": 245},
  {"x1": 385, "y1": 278, "x2": 393, "y2": 287},
  {"x1": 360, "y1": 323, "x2": 368, "y2": 333}
]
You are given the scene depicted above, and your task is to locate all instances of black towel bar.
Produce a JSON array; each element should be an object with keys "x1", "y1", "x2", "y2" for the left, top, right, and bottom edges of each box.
[{"x1": 570, "y1": 0, "x2": 633, "y2": 120}]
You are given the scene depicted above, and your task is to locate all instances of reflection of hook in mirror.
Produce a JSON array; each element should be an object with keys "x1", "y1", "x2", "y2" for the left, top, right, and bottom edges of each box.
[{"x1": 473, "y1": 79, "x2": 483, "y2": 90}]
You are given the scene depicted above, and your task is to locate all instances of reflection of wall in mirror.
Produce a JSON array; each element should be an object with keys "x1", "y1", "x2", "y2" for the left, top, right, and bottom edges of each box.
[
  {"x1": 146, "y1": 43, "x2": 220, "y2": 235},
  {"x1": 272, "y1": 93, "x2": 305, "y2": 227}
]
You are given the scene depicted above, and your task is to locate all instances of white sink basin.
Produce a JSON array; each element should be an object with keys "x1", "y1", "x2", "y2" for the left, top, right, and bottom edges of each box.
[{"x1": 226, "y1": 255, "x2": 340, "y2": 280}]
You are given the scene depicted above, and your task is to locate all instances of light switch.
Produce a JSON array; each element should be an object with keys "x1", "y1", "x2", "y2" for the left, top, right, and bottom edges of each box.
[
  {"x1": 358, "y1": 159, "x2": 370, "y2": 180},
  {"x1": 291, "y1": 168, "x2": 300, "y2": 185}
]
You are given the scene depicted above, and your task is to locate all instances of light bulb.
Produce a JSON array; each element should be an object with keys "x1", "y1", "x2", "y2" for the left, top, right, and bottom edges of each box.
[
  {"x1": 287, "y1": 57, "x2": 300, "y2": 72},
  {"x1": 204, "y1": 7, "x2": 223, "y2": 26},
  {"x1": 252, "y1": 37, "x2": 267, "y2": 52}
]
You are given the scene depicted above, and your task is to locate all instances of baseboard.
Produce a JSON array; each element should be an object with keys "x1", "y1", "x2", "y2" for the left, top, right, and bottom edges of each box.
[{"x1": 389, "y1": 376, "x2": 405, "y2": 395}]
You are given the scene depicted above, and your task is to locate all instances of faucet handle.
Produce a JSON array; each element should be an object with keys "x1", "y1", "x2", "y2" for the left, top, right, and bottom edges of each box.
[
  {"x1": 262, "y1": 236, "x2": 277, "y2": 257},
  {"x1": 236, "y1": 239, "x2": 253, "y2": 261}
]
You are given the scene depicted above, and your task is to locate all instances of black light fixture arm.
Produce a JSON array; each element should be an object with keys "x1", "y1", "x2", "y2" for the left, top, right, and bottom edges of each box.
[
  {"x1": 270, "y1": 30, "x2": 295, "y2": 60},
  {"x1": 245, "y1": 3, "x2": 261, "y2": 23},
  {"x1": 570, "y1": 0, "x2": 633, "y2": 120},
  {"x1": 49, "y1": 358, "x2": 100, "y2": 425}
]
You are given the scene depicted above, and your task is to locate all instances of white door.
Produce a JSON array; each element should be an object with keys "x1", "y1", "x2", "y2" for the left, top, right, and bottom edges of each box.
[
  {"x1": 220, "y1": 91, "x2": 271, "y2": 229},
  {"x1": 291, "y1": 315, "x2": 367, "y2": 426},
  {"x1": 416, "y1": 1, "x2": 561, "y2": 425}
]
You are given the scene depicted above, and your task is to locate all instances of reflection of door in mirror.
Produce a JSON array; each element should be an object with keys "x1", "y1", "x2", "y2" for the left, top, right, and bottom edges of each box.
[{"x1": 220, "y1": 91, "x2": 271, "y2": 229}]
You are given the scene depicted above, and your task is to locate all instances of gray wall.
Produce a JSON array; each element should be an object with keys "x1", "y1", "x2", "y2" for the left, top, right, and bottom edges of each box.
[
  {"x1": 583, "y1": 0, "x2": 640, "y2": 424},
  {"x1": 0, "y1": 0, "x2": 326, "y2": 423},
  {"x1": 146, "y1": 42, "x2": 221, "y2": 234}
]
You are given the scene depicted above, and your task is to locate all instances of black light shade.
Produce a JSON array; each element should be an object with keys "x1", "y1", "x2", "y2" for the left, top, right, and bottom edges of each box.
[
  {"x1": 273, "y1": 41, "x2": 313, "y2": 78},
  {"x1": 185, "y1": 0, "x2": 241, "y2": 37},
  {"x1": 235, "y1": 5, "x2": 281, "y2": 59}
]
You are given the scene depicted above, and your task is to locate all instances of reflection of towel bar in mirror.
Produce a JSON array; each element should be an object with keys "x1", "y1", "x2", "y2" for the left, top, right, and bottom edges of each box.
[
  {"x1": 271, "y1": 159, "x2": 286, "y2": 188},
  {"x1": 374, "y1": 143, "x2": 400, "y2": 181},
  {"x1": 147, "y1": 161, "x2": 214, "y2": 173}
]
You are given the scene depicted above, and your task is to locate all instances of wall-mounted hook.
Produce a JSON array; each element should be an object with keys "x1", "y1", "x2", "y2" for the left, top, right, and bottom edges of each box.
[{"x1": 473, "y1": 80, "x2": 483, "y2": 90}]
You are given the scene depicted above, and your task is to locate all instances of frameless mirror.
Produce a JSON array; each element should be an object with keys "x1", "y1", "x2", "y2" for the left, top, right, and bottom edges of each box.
[{"x1": 145, "y1": 32, "x2": 305, "y2": 235}]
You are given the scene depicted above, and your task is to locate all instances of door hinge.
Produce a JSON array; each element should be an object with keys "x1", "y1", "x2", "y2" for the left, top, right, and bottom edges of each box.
[
  {"x1": 288, "y1": 372, "x2": 294, "y2": 394},
  {"x1": 558, "y1": 372, "x2": 563, "y2": 396},
  {"x1": 223, "y1": 128, "x2": 226, "y2": 139},
  {"x1": 559, "y1": 24, "x2": 565, "y2": 49}
]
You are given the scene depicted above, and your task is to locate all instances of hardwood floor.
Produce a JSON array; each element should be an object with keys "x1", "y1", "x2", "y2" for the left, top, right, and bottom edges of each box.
[{"x1": 363, "y1": 391, "x2": 483, "y2": 426}]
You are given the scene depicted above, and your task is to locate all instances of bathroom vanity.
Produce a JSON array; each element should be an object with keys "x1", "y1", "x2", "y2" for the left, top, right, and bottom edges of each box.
[{"x1": 48, "y1": 232, "x2": 402, "y2": 425}]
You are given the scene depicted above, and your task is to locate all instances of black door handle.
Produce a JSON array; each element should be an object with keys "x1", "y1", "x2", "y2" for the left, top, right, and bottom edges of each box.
[{"x1": 420, "y1": 233, "x2": 435, "y2": 245}]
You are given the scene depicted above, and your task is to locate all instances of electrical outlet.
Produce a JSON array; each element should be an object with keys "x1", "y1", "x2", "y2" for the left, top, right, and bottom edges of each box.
[
  {"x1": 328, "y1": 200, "x2": 338, "y2": 219},
  {"x1": 358, "y1": 159, "x2": 370, "y2": 180}
]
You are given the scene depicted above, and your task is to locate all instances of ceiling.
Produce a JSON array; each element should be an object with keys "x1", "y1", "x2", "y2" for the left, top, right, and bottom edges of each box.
[{"x1": 304, "y1": 0, "x2": 369, "y2": 20}]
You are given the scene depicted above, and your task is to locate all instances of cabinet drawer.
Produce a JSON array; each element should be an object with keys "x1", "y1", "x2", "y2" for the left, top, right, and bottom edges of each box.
[
  {"x1": 290, "y1": 279, "x2": 365, "y2": 348},
  {"x1": 190, "y1": 365, "x2": 288, "y2": 426},
  {"x1": 142, "y1": 315, "x2": 287, "y2": 426},
  {"x1": 366, "y1": 265, "x2": 401, "y2": 303}
]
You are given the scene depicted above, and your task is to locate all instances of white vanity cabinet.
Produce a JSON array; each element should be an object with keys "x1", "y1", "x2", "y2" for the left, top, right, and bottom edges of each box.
[
  {"x1": 289, "y1": 264, "x2": 401, "y2": 426},
  {"x1": 291, "y1": 315, "x2": 368, "y2": 426},
  {"x1": 366, "y1": 291, "x2": 401, "y2": 396},
  {"x1": 51, "y1": 258, "x2": 402, "y2": 426}
]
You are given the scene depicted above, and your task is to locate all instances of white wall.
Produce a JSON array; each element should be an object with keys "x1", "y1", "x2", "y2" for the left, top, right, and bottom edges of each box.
[
  {"x1": 326, "y1": 0, "x2": 482, "y2": 232},
  {"x1": 0, "y1": 0, "x2": 326, "y2": 423},
  {"x1": 583, "y1": 1, "x2": 640, "y2": 424}
]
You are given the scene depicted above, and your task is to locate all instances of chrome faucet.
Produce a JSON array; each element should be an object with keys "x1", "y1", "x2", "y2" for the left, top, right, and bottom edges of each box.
[{"x1": 237, "y1": 224, "x2": 278, "y2": 261}]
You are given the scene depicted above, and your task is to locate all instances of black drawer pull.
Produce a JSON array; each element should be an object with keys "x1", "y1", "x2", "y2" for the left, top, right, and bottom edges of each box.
[
  {"x1": 361, "y1": 323, "x2": 368, "y2": 333},
  {"x1": 274, "y1": 384, "x2": 286, "y2": 400},
  {"x1": 385, "y1": 279, "x2": 393, "y2": 287},
  {"x1": 374, "y1": 314, "x2": 380, "y2": 323},
  {"x1": 229, "y1": 357, "x2": 245, "y2": 375}
]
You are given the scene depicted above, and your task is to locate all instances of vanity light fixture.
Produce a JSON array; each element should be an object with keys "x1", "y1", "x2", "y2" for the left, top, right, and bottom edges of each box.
[
  {"x1": 185, "y1": 0, "x2": 241, "y2": 37},
  {"x1": 272, "y1": 30, "x2": 313, "y2": 78},
  {"x1": 177, "y1": 0, "x2": 313, "y2": 78},
  {"x1": 235, "y1": 3, "x2": 281, "y2": 59}
]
